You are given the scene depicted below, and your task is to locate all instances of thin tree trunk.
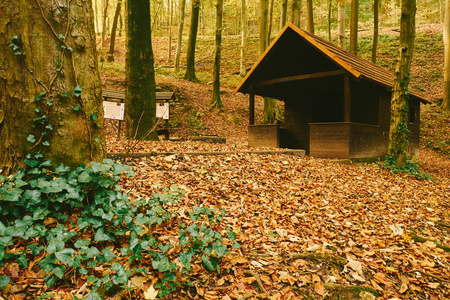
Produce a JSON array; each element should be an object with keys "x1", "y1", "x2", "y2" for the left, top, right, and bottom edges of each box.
[
  {"x1": 290, "y1": 0, "x2": 301, "y2": 28},
  {"x1": 372, "y1": 0, "x2": 379, "y2": 63},
  {"x1": 95, "y1": 0, "x2": 100, "y2": 34},
  {"x1": 211, "y1": 0, "x2": 224, "y2": 108},
  {"x1": 328, "y1": 0, "x2": 332, "y2": 40},
  {"x1": 184, "y1": 0, "x2": 200, "y2": 82},
  {"x1": 443, "y1": 0, "x2": 450, "y2": 111},
  {"x1": 101, "y1": 0, "x2": 109, "y2": 48},
  {"x1": 350, "y1": 0, "x2": 359, "y2": 55},
  {"x1": 108, "y1": 0, "x2": 122, "y2": 62},
  {"x1": 268, "y1": 0, "x2": 275, "y2": 40},
  {"x1": 168, "y1": 0, "x2": 173, "y2": 63},
  {"x1": 259, "y1": 0, "x2": 269, "y2": 55},
  {"x1": 306, "y1": 0, "x2": 314, "y2": 34},
  {"x1": 126, "y1": 0, "x2": 158, "y2": 140},
  {"x1": 281, "y1": 0, "x2": 288, "y2": 28},
  {"x1": 388, "y1": 0, "x2": 416, "y2": 166},
  {"x1": 175, "y1": 0, "x2": 186, "y2": 73},
  {"x1": 240, "y1": 0, "x2": 248, "y2": 77},
  {"x1": 338, "y1": 0, "x2": 346, "y2": 49},
  {"x1": 0, "y1": 0, "x2": 105, "y2": 173}
]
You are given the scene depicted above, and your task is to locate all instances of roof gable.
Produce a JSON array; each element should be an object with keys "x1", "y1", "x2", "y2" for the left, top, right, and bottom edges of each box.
[{"x1": 235, "y1": 23, "x2": 428, "y2": 103}]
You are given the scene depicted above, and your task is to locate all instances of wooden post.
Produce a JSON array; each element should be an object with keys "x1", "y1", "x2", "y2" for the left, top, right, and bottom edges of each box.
[
  {"x1": 344, "y1": 75, "x2": 351, "y2": 122},
  {"x1": 249, "y1": 90, "x2": 255, "y2": 125}
]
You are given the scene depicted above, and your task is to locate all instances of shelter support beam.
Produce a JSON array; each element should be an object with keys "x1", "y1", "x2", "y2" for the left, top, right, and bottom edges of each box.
[
  {"x1": 344, "y1": 74, "x2": 351, "y2": 122},
  {"x1": 249, "y1": 90, "x2": 255, "y2": 125},
  {"x1": 254, "y1": 69, "x2": 346, "y2": 88}
]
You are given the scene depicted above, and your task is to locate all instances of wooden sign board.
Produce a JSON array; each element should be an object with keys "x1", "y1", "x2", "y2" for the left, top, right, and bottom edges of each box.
[
  {"x1": 103, "y1": 101, "x2": 125, "y2": 120},
  {"x1": 156, "y1": 102, "x2": 170, "y2": 119}
]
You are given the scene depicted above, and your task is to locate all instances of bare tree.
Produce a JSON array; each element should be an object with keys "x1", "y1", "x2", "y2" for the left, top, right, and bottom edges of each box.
[
  {"x1": 350, "y1": 0, "x2": 359, "y2": 54},
  {"x1": 240, "y1": 0, "x2": 248, "y2": 77},
  {"x1": 443, "y1": 0, "x2": 450, "y2": 110},
  {"x1": 174, "y1": 0, "x2": 186, "y2": 73}
]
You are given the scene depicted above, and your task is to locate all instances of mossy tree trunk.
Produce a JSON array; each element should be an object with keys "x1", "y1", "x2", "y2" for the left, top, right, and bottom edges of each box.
[
  {"x1": 125, "y1": 0, "x2": 158, "y2": 141},
  {"x1": 350, "y1": 0, "x2": 359, "y2": 55},
  {"x1": 108, "y1": 0, "x2": 123, "y2": 62},
  {"x1": 211, "y1": 0, "x2": 224, "y2": 109},
  {"x1": 101, "y1": 0, "x2": 109, "y2": 48},
  {"x1": 388, "y1": 0, "x2": 416, "y2": 166},
  {"x1": 260, "y1": 0, "x2": 283, "y2": 124},
  {"x1": 306, "y1": 0, "x2": 314, "y2": 34},
  {"x1": 239, "y1": 0, "x2": 248, "y2": 77},
  {"x1": 174, "y1": 0, "x2": 186, "y2": 73},
  {"x1": 184, "y1": 0, "x2": 200, "y2": 82},
  {"x1": 0, "y1": 0, "x2": 106, "y2": 174},
  {"x1": 443, "y1": 0, "x2": 450, "y2": 111},
  {"x1": 268, "y1": 0, "x2": 275, "y2": 40},
  {"x1": 372, "y1": 0, "x2": 379, "y2": 63},
  {"x1": 280, "y1": 0, "x2": 288, "y2": 28},
  {"x1": 290, "y1": 0, "x2": 301, "y2": 28}
]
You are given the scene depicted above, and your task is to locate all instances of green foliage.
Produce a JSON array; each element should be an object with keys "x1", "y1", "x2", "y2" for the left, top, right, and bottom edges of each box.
[
  {"x1": 0, "y1": 158, "x2": 238, "y2": 298},
  {"x1": 381, "y1": 156, "x2": 432, "y2": 180}
]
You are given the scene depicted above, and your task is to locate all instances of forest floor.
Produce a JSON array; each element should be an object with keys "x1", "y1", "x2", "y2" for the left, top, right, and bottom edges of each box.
[{"x1": 91, "y1": 24, "x2": 450, "y2": 300}]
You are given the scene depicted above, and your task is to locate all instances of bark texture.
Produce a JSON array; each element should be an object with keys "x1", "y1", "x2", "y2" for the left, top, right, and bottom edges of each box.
[
  {"x1": 239, "y1": 0, "x2": 248, "y2": 77},
  {"x1": 338, "y1": 0, "x2": 346, "y2": 49},
  {"x1": 125, "y1": 0, "x2": 158, "y2": 140},
  {"x1": 184, "y1": 0, "x2": 200, "y2": 82},
  {"x1": 280, "y1": 0, "x2": 288, "y2": 28},
  {"x1": 290, "y1": 0, "x2": 301, "y2": 28},
  {"x1": 350, "y1": 0, "x2": 359, "y2": 54},
  {"x1": 444, "y1": 0, "x2": 450, "y2": 111},
  {"x1": 306, "y1": 0, "x2": 314, "y2": 34},
  {"x1": 174, "y1": 0, "x2": 186, "y2": 73},
  {"x1": 372, "y1": 0, "x2": 379, "y2": 63},
  {"x1": 388, "y1": 0, "x2": 416, "y2": 165},
  {"x1": 0, "y1": 0, "x2": 105, "y2": 173},
  {"x1": 211, "y1": 0, "x2": 224, "y2": 108}
]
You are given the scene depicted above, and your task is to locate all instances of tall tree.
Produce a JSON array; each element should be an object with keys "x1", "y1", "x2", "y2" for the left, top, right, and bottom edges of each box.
[
  {"x1": 306, "y1": 0, "x2": 314, "y2": 34},
  {"x1": 268, "y1": 0, "x2": 275, "y2": 40},
  {"x1": 443, "y1": 0, "x2": 450, "y2": 111},
  {"x1": 388, "y1": 0, "x2": 416, "y2": 166},
  {"x1": 168, "y1": 0, "x2": 173, "y2": 63},
  {"x1": 211, "y1": 0, "x2": 224, "y2": 108},
  {"x1": 184, "y1": 0, "x2": 201, "y2": 82},
  {"x1": 280, "y1": 0, "x2": 288, "y2": 28},
  {"x1": 174, "y1": 0, "x2": 186, "y2": 73},
  {"x1": 290, "y1": 0, "x2": 301, "y2": 28},
  {"x1": 101, "y1": 0, "x2": 110, "y2": 48},
  {"x1": 350, "y1": 0, "x2": 359, "y2": 54},
  {"x1": 338, "y1": 0, "x2": 346, "y2": 49},
  {"x1": 372, "y1": 0, "x2": 379, "y2": 63},
  {"x1": 0, "y1": 0, "x2": 105, "y2": 173},
  {"x1": 125, "y1": 0, "x2": 158, "y2": 140},
  {"x1": 108, "y1": 0, "x2": 123, "y2": 62},
  {"x1": 240, "y1": 0, "x2": 248, "y2": 77},
  {"x1": 260, "y1": 0, "x2": 283, "y2": 124}
]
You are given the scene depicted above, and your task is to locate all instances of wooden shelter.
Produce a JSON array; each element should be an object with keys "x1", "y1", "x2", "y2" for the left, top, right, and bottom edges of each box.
[{"x1": 235, "y1": 23, "x2": 429, "y2": 159}]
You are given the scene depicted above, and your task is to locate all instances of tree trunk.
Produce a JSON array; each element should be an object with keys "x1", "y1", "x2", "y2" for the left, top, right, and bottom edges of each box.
[
  {"x1": 350, "y1": 0, "x2": 359, "y2": 55},
  {"x1": 268, "y1": 0, "x2": 275, "y2": 41},
  {"x1": 260, "y1": 0, "x2": 283, "y2": 124},
  {"x1": 174, "y1": 0, "x2": 186, "y2": 73},
  {"x1": 125, "y1": 0, "x2": 158, "y2": 140},
  {"x1": 0, "y1": 0, "x2": 105, "y2": 173},
  {"x1": 94, "y1": 0, "x2": 100, "y2": 34},
  {"x1": 328, "y1": 0, "x2": 332, "y2": 40},
  {"x1": 443, "y1": 0, "x2": 450, "y2": 111},
  {"x1": 259, "y1": 0, "x2": 269, "y2": 55},
  {"x1": 184, "y1": 0, "x2": 200, "y2": 82},
  {"x1": 168, "y1": 0, "x2": 173, "y2": 63},
  {"x1": 108, "y1": 0, "x2": 123, "y2": 62},
  {"x1": 372, "y1": 0, "x2": 379, "y2": 63},
  {"x1": 306, "y1": 0, "x2": 314, "y2": 34},
  {"x1": 101, "y1": 0, "x2": 109, "y2": 48},
  {"x1": 240, "y1": 0, "x2": 248, "y2": 77},
  {"x1": 338, "y1": 0, "x2": 346, "y2": 49},
  {"x1": 388, "y1": 0, "x2": 416, "y2": 166},
  {"x1": 290, "y1": 0, "x2": 301, "y2": 28},
  {"x1": 211, "y1": 0, "x2": 224, "y2": 109},
  {"x1": 281, "y1": 0, "x2": 288, "y2": 28}
]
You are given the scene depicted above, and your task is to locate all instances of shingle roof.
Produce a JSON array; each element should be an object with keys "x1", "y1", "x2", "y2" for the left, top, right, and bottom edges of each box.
[{"x1": 235, "y1": 23, "x2": 429, "y2": 103}]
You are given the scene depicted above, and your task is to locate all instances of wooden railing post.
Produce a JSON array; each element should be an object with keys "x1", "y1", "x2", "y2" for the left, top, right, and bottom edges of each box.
[{"x1": 249, "y1": 89, "x2": 255, "y2": 125}]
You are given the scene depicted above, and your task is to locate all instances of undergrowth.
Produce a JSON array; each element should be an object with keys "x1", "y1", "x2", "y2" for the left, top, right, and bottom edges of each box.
[{"x1": 0, "y1": 156, "x2": 239, "y2": 299}]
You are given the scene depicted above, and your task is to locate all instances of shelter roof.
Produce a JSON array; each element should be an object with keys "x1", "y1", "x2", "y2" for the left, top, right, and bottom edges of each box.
[{"x1": 235, "y1": 23, "x2": 429, "y2": 103}]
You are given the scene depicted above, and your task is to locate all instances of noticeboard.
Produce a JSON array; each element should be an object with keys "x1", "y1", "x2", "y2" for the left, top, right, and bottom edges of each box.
[
  {"x1": 156, "y1": 102, "x2": 170, "y2": 120},
  {"x1": 103, "y1": 101, "x2": 125, "y2": 120}
]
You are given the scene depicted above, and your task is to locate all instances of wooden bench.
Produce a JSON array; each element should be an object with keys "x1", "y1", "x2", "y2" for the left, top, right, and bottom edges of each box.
[{"x1": 102, "y1": 89, "x2": 175, "y2": 138}]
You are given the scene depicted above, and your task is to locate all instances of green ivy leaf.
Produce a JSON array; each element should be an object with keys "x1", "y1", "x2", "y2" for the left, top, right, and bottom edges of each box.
[
  {"x1": 73, "y1": 104, "x2": 81, "y2": 111},
  {"x1": 212, "y1": 241, "x2": 228, "y2": 258},
  {"x1": 232, "y1": 241, "x2": 241, "y2": 249},
  {"x1": 74, "y1": 239, "x2": 90, "y2": 249},
  {"x1": 94, "y1": 227, "x2": 111, "y2": 241},
  {"x1": 38, "y1": 293, "x2": 55, "y2": 299},
  {"x1": 17, "y1": 254, "x2": 28, "y2": 267},
  {"x1": 34, "y1": 106, "x2": 40, "y2": 113},
  {"x1": 0, "y1": 276, "x2": 10, "y2": 288},
  {"x1": 101, "y1": 248, "x2": 116, "y2": 262},
  {"x1": 45, "y1": 124, "x2": 53, "y2": 131},
  {"x1": 47, "y1": 239, "x2": 65, "y2": 254},
  {"x1": 78, "y1": 268, "x2": 88, "y2": 275},
  {"x1": 58, "y1": 34, "x2": 65, "y2": 39},
  {"x1": 78, "y1": 171, "x2": 92, "y2": 183},
  {"x1": 73, "y1": 85, "x2": 82, "y2": 97},
  {"x1": 53, "y1": 265, "x2": 66, "y2": 279},
  {"x1": 46, "y1": 99, "x2": 52, "y2": 106},
  {"x1": 27, "y1": 134, "x2": 36, "y2": 143},
  {"x1": 158, "y1": 243, "x2": 173, "y2": 253},
  {"x1": 202, "y1": 255, "x2": 218, "y2": 271},
  {"x1": 91, "y1": 113, "x2": 97, "y2": 121},
  {"x1": 42, "y1": 141, "x2": 50, "y2": 146},
  {"x1": 111, "y1": 262, "x2": 128, "y2": 284},
  {"x1": 55, "y1": 248, "x2": 74, "y2": 265}
]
